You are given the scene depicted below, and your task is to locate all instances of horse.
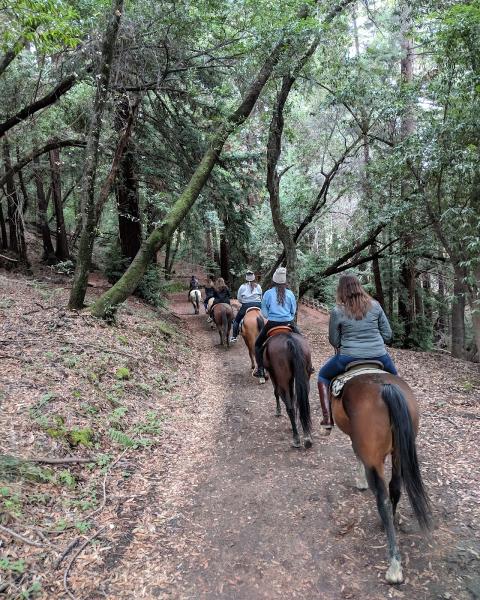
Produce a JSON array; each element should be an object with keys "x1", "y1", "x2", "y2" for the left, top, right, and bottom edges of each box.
[
  {"x1": 263, "y1": 330, "x2": 314, "y2": 449},
  {"x1": 189, "y1": 289, "x2": 202, "y2": 314},
  {"x1": 331, "y1": 371, "x2": 431, "y2": 584},
  {"x1": 240, "y1": 307, "x2": 264, "y2": 372},
  {"x1": 212, "y1": 303, "x2": 233, "y2": 348}
]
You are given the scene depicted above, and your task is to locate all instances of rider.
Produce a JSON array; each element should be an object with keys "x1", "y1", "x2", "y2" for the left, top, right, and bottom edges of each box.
[
  {"x1": 188, "y1": 274, "x2": 200, "y2": 302},
  {"x1": 230, "y1": 270, "x2": 262, "y2": 343},
  {"x1": 208, "y1": 277, "x2": 231, "y2": 321},
  {"x1": 317, "y1": 273, "x2": 397, "y2": 434},
  {"x1": 253, "y1": 267, "x2": 300, "y2": 380},
  {"x1": 203, "y1": 276, "x2": 215, "y2": 313}
]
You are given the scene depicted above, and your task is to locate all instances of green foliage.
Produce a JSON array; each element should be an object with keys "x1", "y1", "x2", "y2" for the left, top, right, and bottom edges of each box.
[
  {"x1": 104, "y1": 242, "x2": 165, "y2": 307},
  {"x1": 108, "y1": 428, "x2": 136, "y2": 448},
  {"x1": 0, "y1": 557, "x2": 25, "y2": 574},
  {"x1": 57, "y1": 469, "x2": 76, "y2": 488},
  {"x1": 67, "y1": 427, "x2": 94, "y2": 447},
  {"x1": 115, "y1": 367, "x2": 131, "y2": 380}
]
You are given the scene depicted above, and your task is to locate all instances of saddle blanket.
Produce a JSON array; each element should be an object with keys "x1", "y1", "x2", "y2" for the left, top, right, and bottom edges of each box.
[{"x1": 330, "y1": 366, "x2": 386, "y2": 397}]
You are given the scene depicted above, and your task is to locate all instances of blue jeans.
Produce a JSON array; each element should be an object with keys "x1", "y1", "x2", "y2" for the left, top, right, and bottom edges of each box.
[{"x1": 318, "y1": 354, "x2": 397, "y2": 385}]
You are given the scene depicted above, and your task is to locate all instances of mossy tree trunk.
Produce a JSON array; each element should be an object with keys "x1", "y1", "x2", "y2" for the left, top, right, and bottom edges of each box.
[
  {"x1": 90, "y1": 38, "x2": 288, "y2": 319},
  {"x1": 33, "y1": 154, "x2": 55, "y2": 262},
  {"x1": 50, "y1": 148, "x2": 70, "y2": 261},
  {"x1": 68, "y1": 0, "x2": 124, "y2": 309}
]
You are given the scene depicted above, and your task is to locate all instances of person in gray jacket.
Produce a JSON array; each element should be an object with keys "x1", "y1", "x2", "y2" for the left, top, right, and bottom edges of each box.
[
  {"x1": 230, "y1": 270, "x2": 262, "y2": 342},
  {"x1": 318, "y1": 274, "x2": 397, "y2": 434}
]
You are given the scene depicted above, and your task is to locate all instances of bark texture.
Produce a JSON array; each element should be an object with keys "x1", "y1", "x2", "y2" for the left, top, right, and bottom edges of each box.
[
  {"x1": 49, "y1": 148, "x2": 70, "y2": 260},
  {"x1": 68, "y1": 0, "x2": 125, "y2": 309},
  {"x1": 90, "y1": 37, "x2": 288, "y2": 318},
  {"x1": 33, "y1": 155, "x2": 55, "y2": 261}
]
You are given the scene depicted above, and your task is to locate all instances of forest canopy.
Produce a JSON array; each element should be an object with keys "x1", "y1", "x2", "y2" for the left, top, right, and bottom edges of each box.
[{"x1": 0, "y1": 0, "x2": 479, "y2": 360}]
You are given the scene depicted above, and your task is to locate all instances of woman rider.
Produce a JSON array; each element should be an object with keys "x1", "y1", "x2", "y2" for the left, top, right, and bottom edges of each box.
[
  {"x1": 208, "y1": 277, "x2": 231, "y2": 321},
  {"x1": 187, "y1": 274, "x2": 200, "y2": 302},
  {"x1": 253, "y1": 267, "x2": 300, "y2": 380},
  {"x1": 203, "y1": 277, "x2": 215, "y2": 313},
  {"x1": 230, "y1": 270, "x2": 262, "y2": 343},
  {"x1": 318, "y1": 274, "x2": 397, "y2": 435}
]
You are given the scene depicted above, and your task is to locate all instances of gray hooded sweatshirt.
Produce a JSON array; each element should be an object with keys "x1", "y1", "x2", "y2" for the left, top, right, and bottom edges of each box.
[{"x1": 329, "y1": 300, "x2": 393, "y2": 357}]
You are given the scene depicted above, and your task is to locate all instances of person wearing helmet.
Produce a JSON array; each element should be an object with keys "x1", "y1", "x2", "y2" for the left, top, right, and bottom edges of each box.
[
  {"x1": 230, "y1": 270, "x2": 262, "y2": 343},
  {"x1": 253, "y1": 267, "x2": 300, "y2": 380}
]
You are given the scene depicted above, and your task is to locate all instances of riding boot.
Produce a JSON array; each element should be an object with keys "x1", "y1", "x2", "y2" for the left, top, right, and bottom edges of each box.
[
  {"x1": 253, "y1": 345, "x2": 265, "y2": 380},
  {"x1": 317, "y1": 380, "x2": 333, "y2": 435},
  {"x1": 232, "y1": 321, "x2": 239, "y2": 338}
]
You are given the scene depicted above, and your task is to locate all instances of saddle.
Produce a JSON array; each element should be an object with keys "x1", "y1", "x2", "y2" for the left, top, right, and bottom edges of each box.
[
  {"x1": 266, "y1": 325, "x2": 293, "y2": 338},
  {"x1": 330, "y1": 360, "x2": 385, "y2": 398}
]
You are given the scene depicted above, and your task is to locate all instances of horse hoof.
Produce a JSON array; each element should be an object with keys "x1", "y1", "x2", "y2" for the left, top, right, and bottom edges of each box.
[
  {"x1": 385, "y1": 558, "x2": 403, "y2": 584},
  {"x1": 319, "y1": 426, "x2": 332, "y2": 437},
  {"x1": 275, "y1": 411, "x2": 281, "y2": 418},
  {"x1": 304, "y1": 437, "x2": 312, "y2": 449},
  {"x1": 258, "y1": 377, "x2": 266, "y2": 385},
  {"x1": 291, "y1": 438, "x2": 301, "y2": 448}
]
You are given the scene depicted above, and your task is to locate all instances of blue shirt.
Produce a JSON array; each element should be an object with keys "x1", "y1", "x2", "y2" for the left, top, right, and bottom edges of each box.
[{"x1": 261, "y1": 288, "x2": 296, "y2": 322}]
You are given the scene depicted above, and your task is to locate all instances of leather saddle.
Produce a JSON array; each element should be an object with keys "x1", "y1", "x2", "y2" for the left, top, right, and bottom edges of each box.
[
  {"x1": 266, "y1": 325, "x2": 293, "y2": 338},
  {"x1": 330, "y1": 360, "x2": 386, "y2": 397}
]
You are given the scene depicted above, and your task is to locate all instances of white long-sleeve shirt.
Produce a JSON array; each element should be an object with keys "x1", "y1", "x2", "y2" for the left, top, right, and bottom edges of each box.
[{"x1": 237, "y1": 283, "x2": 262, "y2": 304}]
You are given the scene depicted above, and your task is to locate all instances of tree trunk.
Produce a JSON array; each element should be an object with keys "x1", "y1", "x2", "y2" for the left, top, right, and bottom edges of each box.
[
  {"x1": 16, "y1": 147, "x2": 30, "y2": 214},
  {"x1": 68, "y1": 0, "x2": 124, "y2": 309},
  {"x1": 0, "y1": 201, "x2": 7, "y2": 249},
  {"x1": 49, "y1": 148, "x2": 70, "y2": 260},
  {"x1": 90, "y1": 37, "x2": 288, "y2": 318},
  {"x1": 3, "y1": 138, "x2": 28, "y2": 263},
  {"x1": 33, "y1": 155, "x2": 55, "y2": 261},
  {"x1": 451, "y1": 267, "x2": 466, "y2": 358},
  {"x1": 422, "y1": 271, "x2": 432, "y2": 322},
  {"x1": 220, "y1": 229, "x2": 230, "y2": 284},
  {"x1": 116, "y1": 145, "x2": 141, "y2": 260},
  {"x1": 398, "y1": 248, "x2": 415, "y2": 346}
]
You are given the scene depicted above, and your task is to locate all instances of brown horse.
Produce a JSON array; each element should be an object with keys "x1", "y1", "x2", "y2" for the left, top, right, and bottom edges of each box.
[
  {"x1": 212, "y1": 303, "x2": 233, "y2": 348},
  {"x1": 240, "y1": 308, "x2": 264, "y2": 372},
  {"x1": 332, "y1": 372, "x2": 431, "y2": 584},
  {"x1": 263, "y1": 332, "x2": 314, "y2": 448}
]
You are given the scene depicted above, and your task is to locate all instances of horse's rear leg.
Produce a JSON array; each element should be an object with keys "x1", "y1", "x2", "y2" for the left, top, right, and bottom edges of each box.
[
  {"x1": 274, "y1": 387, "x2": 281, "y2": 417},
  {"x1": 389, "y1": 453, "x2": 402, "y2": 517},
  {"x1": 366, "y1": 466, "x2": 403, "y2": 584},
  {"x1": 282, "y1": 391, "x2": 300, "y2": 447}
]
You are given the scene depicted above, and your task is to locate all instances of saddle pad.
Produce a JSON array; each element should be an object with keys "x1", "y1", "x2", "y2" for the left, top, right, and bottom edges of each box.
[
  {"x1": 331, "y1": 366, "x2": 386, "y2": 397},
  {"x1": 245, "y1": 307, "x2": 261, "y2": 315},
  {"x1": 266, "y1": 325, "x2": 292, "y2": 338}
]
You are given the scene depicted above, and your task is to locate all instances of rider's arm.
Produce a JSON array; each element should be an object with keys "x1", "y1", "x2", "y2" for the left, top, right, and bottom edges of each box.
[
  {"x1": 328, "y1": 307, "x2": 341, "y2": 349},
  {"x1": 289, "y1": 293, "x2": 297, "y2": 321},
  {"x1": 237, "y1": 285, "x2": 244, "y2": 302},
  {"x1": 378, "y1": 305, "x2": 393, "y2": 345},
  {"x1": 261, "y1": 290, "x2": 270, "y2": 319}
]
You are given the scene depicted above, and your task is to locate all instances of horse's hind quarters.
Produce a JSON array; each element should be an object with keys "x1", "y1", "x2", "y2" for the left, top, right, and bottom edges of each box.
[{"x1": 385, "y1": 558, "x2": 403, "y2": 584}]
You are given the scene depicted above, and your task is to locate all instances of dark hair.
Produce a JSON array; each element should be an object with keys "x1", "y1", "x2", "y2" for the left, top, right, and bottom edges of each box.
[
  {"x1": 275, "y1": 283, "x2": 287, "y2": 306},
  {"x1": 336, "y1": 274, "x2": 372, "y2": 320}
]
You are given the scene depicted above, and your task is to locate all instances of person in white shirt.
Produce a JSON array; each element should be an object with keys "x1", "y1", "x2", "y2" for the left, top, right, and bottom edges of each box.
[{"x1": 230, "y1": 270, "x2": 262, "y2": 342}]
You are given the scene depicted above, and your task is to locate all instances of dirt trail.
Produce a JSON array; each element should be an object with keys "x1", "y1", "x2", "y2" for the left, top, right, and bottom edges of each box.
[{"x1": 143, "y1": 294, "x2": 479, "y2": 600}]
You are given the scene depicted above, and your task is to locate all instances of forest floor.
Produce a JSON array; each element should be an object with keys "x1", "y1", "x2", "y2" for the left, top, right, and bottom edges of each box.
[{"x1": 0, "y1": 270, "x2": 479, "y2": 599}]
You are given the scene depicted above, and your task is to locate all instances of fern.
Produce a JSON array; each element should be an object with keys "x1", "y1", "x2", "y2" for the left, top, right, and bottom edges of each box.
[{"x1": 108, "y1": 428, "x2": 136, "y2": 448}]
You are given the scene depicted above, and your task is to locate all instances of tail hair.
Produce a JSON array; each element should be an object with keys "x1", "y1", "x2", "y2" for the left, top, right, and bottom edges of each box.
[
  {"x1": 286, "y1": 336, "x2": 311, "y2": 434},
  {"x1": 381, "y1": 383, "x2": 432, "y2": 530},
  {"x1": 256, "y1": 315, "x2": 264, "y2": 334}
]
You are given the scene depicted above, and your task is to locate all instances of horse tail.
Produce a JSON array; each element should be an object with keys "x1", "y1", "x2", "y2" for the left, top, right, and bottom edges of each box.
[
  {"x1": 286, "y1": 336, "x2": 311, "y2": 434},
  {"x1": 381, "y1": 383, "x2": 431, "y2": 530},
  {"x1": 222, "y1": 306, "x2": 228, "y2": 340},
  {"x1": 256, "y1": 315, "x2": 264, "y2": 335}
]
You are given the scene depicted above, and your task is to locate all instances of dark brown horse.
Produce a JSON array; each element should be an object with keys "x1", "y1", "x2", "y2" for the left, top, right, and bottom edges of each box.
[
  {"x1": 263, "y1": 332, "x2": 314, "y2": 448},
  {"x1": 332, "y1": 372, "x2": 431, "y2": 583},
  {"x1": 212, "y1": 303, "x2": 233, "y2": 348},
  {"x1": 240, "y1": 308, "x2": 264, "y2": 372}
]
